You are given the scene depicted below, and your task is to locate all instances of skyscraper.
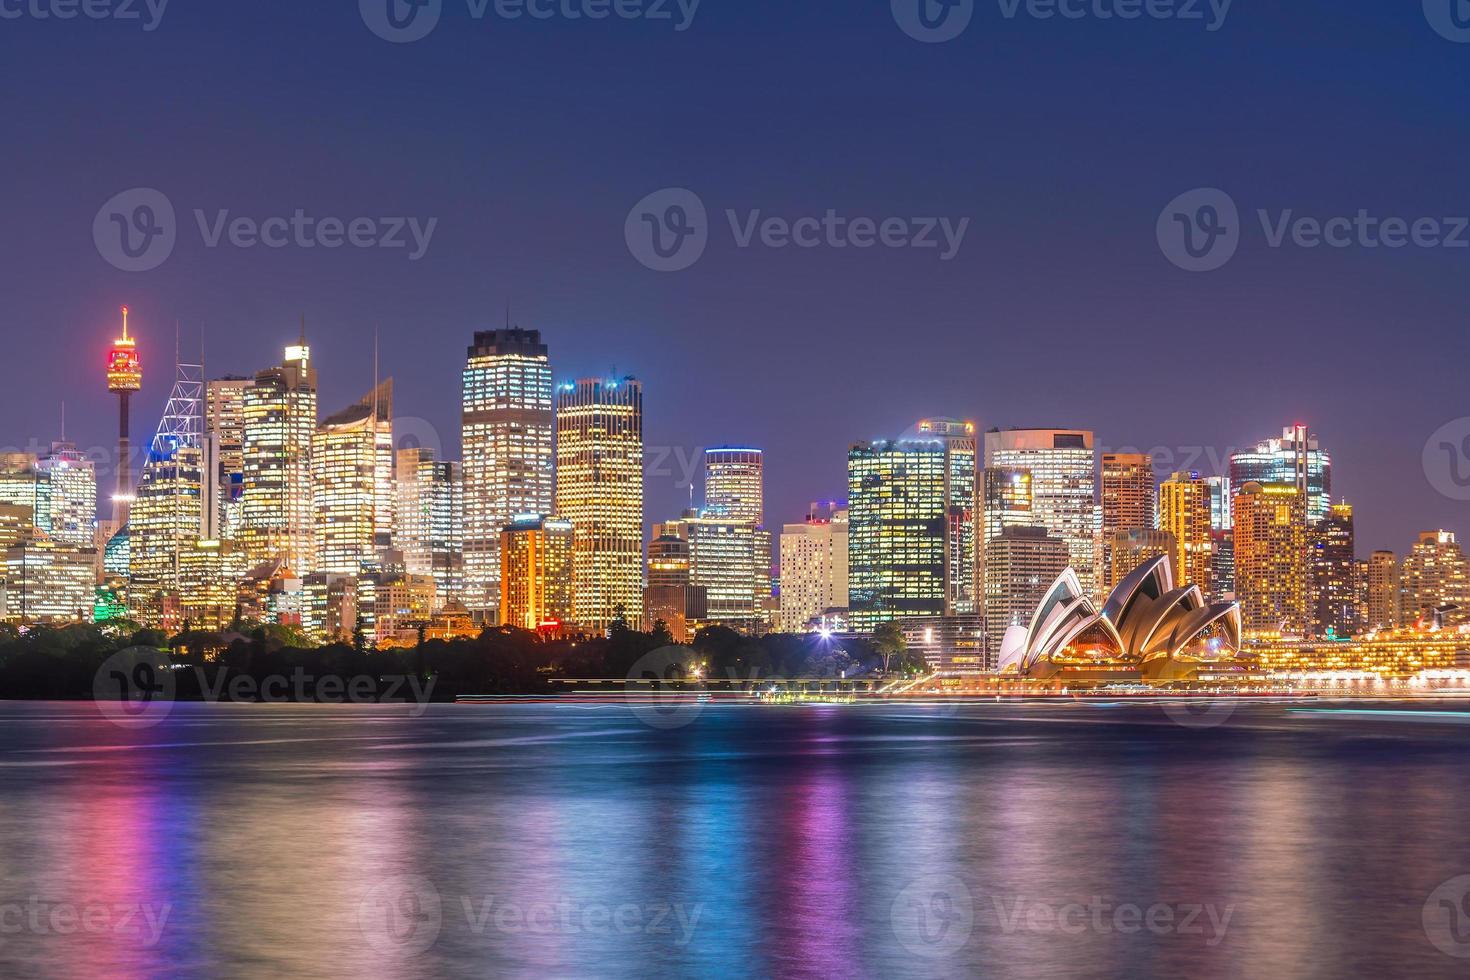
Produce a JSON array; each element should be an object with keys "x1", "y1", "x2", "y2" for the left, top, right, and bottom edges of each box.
[
  {"x1": 1108, "y1": 527, "x2": 1176, "y2": 590},
  {"x1": 848, "y1": 419, "x2": 977, "y2": 633},
  {"x1": 461, "y1": 329, "x2": 554, "y2": 616},
  {"x1": 1310, "y1": 501, "x2": 1359, "y2": 638},
  {"x1": 205, "y1": 376, "x2": 255, "y2": 541},
  {"x1": 1399, "y1": 531, "x2": 1470, "y2": 626},
  {"x1": 499, "y1": 515, "x2": 574, "y2": 631},
  {"x1": 313, "y1": 381, "x2": 395, "y2": 576},
  {"x1": 779, "y1": 507, "x2": 849, "y2": 633},
  {"x1": 1230, "y1": 424, "x2": 1332, "y2": 524},
  {"x1": 1099, "y1": 452, "x2": 1156, "y2": 594},
  {"x1": 644, "y1": 531, "x2": 705, "y2": 643},
  {"x1": 1159, "y1": 471, "x2": 1214, "y2": 594},
  {"x1": 1367, "y1": 550, "x2": 1399, "y2": 631},
  {"x1": 1232, "y1": 482, "x2": 1308, "y2": 637},
  {"x1": 703, "y1": 448, "x2": 764, "y2": 524},
  {"x1": 656, "y1": 511, "x2": 761, "y2": 632},
  {"x1": 241, "y1": 338, "x2": 318, "y2": 574},
  {"x1": 396, "y1": 447, "x2": 463, "y2": 609},
  {"x1": 983, "y1": 525, "x2": 1070, "y2": 670},
  {"x1": 984, "y1": 428, "x2": 1098, "y2": 597},
  {"x1": 129, "y1": 362, "x2": 207, "y2": 607},
  {"x1": 556, "y1": 377, "x2": 643, "y2": 632},
  {"x1": 35, "y1": 443, "x2": 97, "y2": 549}
]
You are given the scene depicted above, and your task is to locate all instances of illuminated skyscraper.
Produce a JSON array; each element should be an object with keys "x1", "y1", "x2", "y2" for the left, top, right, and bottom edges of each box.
[
  {"x1": 313, "y1": 381, "x2": 394, "y2": 576},
  {"x1": 1367, "y1": 550, "x2": 1399, "y2": 631},
  {"x1": 1108, "y1": 527, "x2": 1176, "y2": 589},
  {"x1": 129, "y1": 362, "x2": 207, "y2": 607},
  {"x1": 105, "y1": 306, "x2": 142, "y2": 525},
  {"x1": 983, "y1": 525, "x2": 1069, "y2": 669},
  {"x1": 984, "y1": 428, "x2": 1098, "y2": 597},
  {"x1": 499, "y1": 515, "x2": 574, "y2": 631},
  {"x1": 461, "y1": 329, "x2": 554, "y2": 616},
  {"x1": 206, "y1": 376, "x2": 255, "y2": 540},
  {"x1": 1232, "y1": 482, "x2": 1308, "y2": 637},
  {"x1": 1399, "y1": 531, "x2": 1470, "y2": 626},
  {"x1": 1100, "y1": 453, "x2": 1156, "y2": 593},
  {"x1": 241, "y1": 338, "x2": 318, "y2": 574},
  {"x1": 1230, "y1": 425, "x2": 1332, "y2": 524},
  {"x1": 396, "y1": 447, "x2": 463, "y2": 609},
  {"x1": 1160, "y1": 471, "x2": 1214, "y2": 594},
  {"x1": 556, "y1": 378, "x2": 643, "y2": 632},
  {"x1": 36, "y1": 444, "x2": 97, "y2": 550},
  {"x1": 656, "y1": 511, "x2": 762, "y2": 632},
  {"x1": 2, "y1": 531, "x2": 95, "y2": 625},
  {"x1": 1310, "y1": 501, "x2": 1360, "y2": 638},
  {"x1": 779, "y1": 507, "x2": 849, "y2": 633},
  {"x1": 703, "y1": 448, "x2": 764, "y2": 524},
  {"x1": 644, "y1": 531, "x2": 705, "y2": 643},
  {"x1": 848, "y1": 420, "x2": 977, "y2": 633}
]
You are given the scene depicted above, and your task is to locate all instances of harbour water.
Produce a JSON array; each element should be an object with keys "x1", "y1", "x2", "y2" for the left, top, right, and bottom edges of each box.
[{"x1": 2, "y1": 699, "x2": 1470, "y2": 978}]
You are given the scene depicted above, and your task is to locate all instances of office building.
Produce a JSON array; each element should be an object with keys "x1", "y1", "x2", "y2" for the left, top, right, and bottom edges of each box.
[
  {"x1": 1159, "y1": 471, "x2": 1214, "y2": 594},
  {"x1": 982, "y1": 525, "x2": 1070, "y2": 669},
  {"x1": 313, "y1": 381, "x2": 395, "y2": 576},
  {"x1": 396, "y1": 447, "x2": 463, "y2": 609},
  {"x1": 1400, "y1": 531, "x2": 1470, "y2": 626},
  {"x1": 241, "y1": 338, "x2": 318, "y2": 574},
  {"x1": 1233, "y1": 482, "x2": 1308, "y2": 637},
  {"x1": 1230, "y1": 424, "x2": 1332, "y2": 524},
  {"x1": 1310, "y1": 501, "x2": 1360, "y2": 638},
  {"x1": 1367, "y1": 550, "x2": 1399, "y2": 631},
  {"x1": 703, "y1": 448, "x2": 764, "y2": 524},
  {"x1": 984, "y1": 428, "x2": 1098, "y2": 598},
  {"x1": 779, "y1": 507, "x2": 849, "y2": 633},
  {"x1": 499, "y1": 515, "x2": 575, "y2": 631}
]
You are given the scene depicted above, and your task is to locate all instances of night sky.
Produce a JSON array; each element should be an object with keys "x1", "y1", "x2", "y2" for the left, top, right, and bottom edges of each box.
[{"x1": 3, "y1": 1, "x2": 1468, "y2": 553}]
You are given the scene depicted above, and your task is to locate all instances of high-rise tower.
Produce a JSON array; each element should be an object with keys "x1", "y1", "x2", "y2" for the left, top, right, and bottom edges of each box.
[{"x1": 106, "y1": 306, "x2": 142, "y2": 525}]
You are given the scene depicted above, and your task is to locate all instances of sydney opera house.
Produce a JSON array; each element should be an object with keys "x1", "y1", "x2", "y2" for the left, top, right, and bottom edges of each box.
[{"x1": 998, "y1": 557, "x2": 1253, "y2": 682}]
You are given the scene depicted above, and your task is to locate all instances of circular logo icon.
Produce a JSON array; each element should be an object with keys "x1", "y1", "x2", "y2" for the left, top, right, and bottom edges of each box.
[
  {"x1": 93, "y1": 188, "x2": 176, "y2": 273},
  {"x1": 891, "y1": 874, "x2": 974, "y2": 958},
  {"x1": 625, "y1": 188, "x2": 708, "y2": 272},
  {"x1": 1423, "y1": 418, "x2": 1470, "y2": 502},
  {"x1": 1425, "y1": 0, "x2": 1470, "y2": 42},
  {"x1": 624, "y1": 646, "x2": 707, "y2": 730},
  {"x1": 358, "y1": 875, "x2": 443, "y2": 955},
  {"x1": 1161, "y1": 697, "x2": 1239, "y2": 730},
  {"x1": 892, "y1": 0, "x2": 974, "y2": 43},
  {"x1": 393, "y1": 415, "x2": 446, "y2": 460},
  {"x1": 1424, "y1": 875, "x2": 1470, "y2": 958},
  {"x1": 1157, "y1": 188, "x2": 1240, "y2": 273},
  {"x1": 93, "y1": 646, "x2": 176, "y2": 729},
  {"x1": 361, "y1": 0, "x2": 442, "y2": 43}
]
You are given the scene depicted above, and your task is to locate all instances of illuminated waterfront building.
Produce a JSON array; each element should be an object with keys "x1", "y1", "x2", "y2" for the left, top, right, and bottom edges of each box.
[
  {"x1": 657, "y1": 511, "x2": 763, "y2": 632},
  {"x1": 1233, "y1": 483, "x2": 1308, "y2": 637},
  {"x1": 1, "y1": 531, "x2": 96, "y2": 624},
  {"x1": 130, "y1": 363, "x2": 208, "y2": 606},
  {"x1": 982, "y1": 525, "x2": 1070, "y2": 669},
  {"x1": 1367, "y1": 550, "x2": 1400, "y2": 630},
  {"x1": 1248, "y1": 628, "x2": 1470, "y2": 676},
  {"x1": 36, "y1": 444, "x2": 97, "y2": 549},
  {"x1": 849, "y1": 420, "x2": 978, "y2": 633},
  {"x1": 105, "y1": 306, "x2": 142, "y2": 525},
  {"x1": 205, "y1": 376, "x2": 255, "y2": 540},
  {"x1": 1229, "y1": 424, "x2": 1332, "y2": 524},
  {"x1": 1399, "y1": 531, "x2": 1470, "y2": 626},
  {"x1": 703, "y1": 448, "x2": 764, "y2": 524},
  {"x1": 644, "y1": 532, "x2": 707, "y2": 643},
  {"x1": 1310, "y1": 501, "x2": 1360, "y2": 638},
  {"x1": 984, "y1": 428, "x2": 1098, "y2": 599},
  {"x1": 897, "y1": 614, "x2": 986, "y2": 674},
  {"x1": 461, "y1": 329, "x2": 554, "y2": 616},
  {"x1": 499, "y1": 515, "x2": 574, "y2": 631},
  {"x1": 313, "y1": 381, "x2": 395, "y2": 576},
  {"x1": 395, "y1": 448, "x2": 463, "y2": 609},
  {"x1": 1108, "y1": 528, "x2": 1176, "y2": 591},
  {"x1": 779, "y1": 507, "x2": 849, "y2": 633},
  {"x1": 1160, "y1": 471, "x2": 1214, "y2": 599},
  {"x1": 241, "y1": 339, "x2": 318, "y2": 574},
  {"x1": 556, "y1": 378, "x2": 644, "y2": 633}
]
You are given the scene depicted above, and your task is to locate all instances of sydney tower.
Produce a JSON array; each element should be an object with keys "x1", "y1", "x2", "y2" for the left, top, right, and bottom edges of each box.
[{"x1": 106, "y1": 306, "x2": 142, "y2": 524}]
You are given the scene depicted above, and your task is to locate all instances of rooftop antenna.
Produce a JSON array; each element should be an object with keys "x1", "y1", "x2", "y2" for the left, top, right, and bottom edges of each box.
[
  {"x1": 60, "y1": 402, "x2": 66, "y2": 443},
  {"x1": 299, "y1": 314, "x2": 307, "y2": 347},
  {"x1": 121, "y1": 305, "x2": 130, "y2": 342}
]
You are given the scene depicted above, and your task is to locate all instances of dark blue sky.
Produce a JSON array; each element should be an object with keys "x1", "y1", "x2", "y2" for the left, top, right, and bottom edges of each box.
[{"x1": 3, "y1": 0, "x2": 1468, "y2": 553}]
